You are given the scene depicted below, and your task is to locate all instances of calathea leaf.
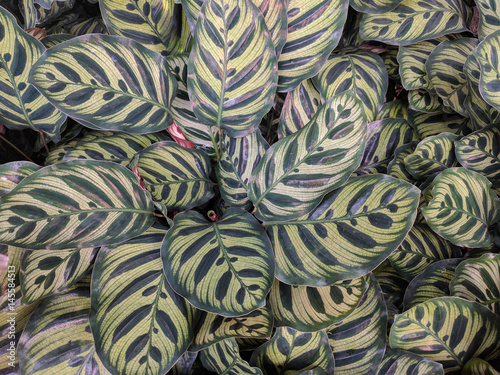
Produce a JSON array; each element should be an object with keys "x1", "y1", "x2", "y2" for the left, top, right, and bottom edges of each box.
[
  {"x1": 359, "y1": 0, "x2": 471, "y2": 46},
  {"x1": 136, "y1": 141, "x2": 214, "y2": 211},
  {"x1": 187, "y1": 0, "x2": 278, "y2": 138},
  {"x1": 408, "y1": 108, "x2": 474, "y2": 138},
  {"x1": 312, "y1": 50, "x2": 388, "y2": 122},
  {"x1": 0, "y1": 161, "x2": 40, "y2": 197},
  {"x1": 90, "y1": 227, "x2": 197, "y2": 375},
  {"x1": 0, "y1": 160, "x2": 155, "y2": 250},
  {"x1": 422, "y1": 168, "x2": 500, "y2": 248},
  {"x1": 350, "y1": 0, "x2": 403, "y2": 14},
  {"x1": 29, "y1": 34, "x2": 177, "y2": 134},
  {"x1": 100, "y1": 0, "x2": 189, "y2": 56},
  {"x1": 376, "y1": 99, "x2": 408, "y2": 121},
  {"x1": 191, "y1": 306, "x2": 273, "y2": 351},
  {"x1": 387, "y1": 141, "x2": 419, "y2": 182},
  {"x1": 41, "y1": 33, "x2": 74, "y2": 48},
  {"x1": 248, "y1": 92, "x2": 367, "y2": 223},
  {"x1": 473, "y1": 30, "x2": 500, "y2": 112},
  {"x1": 475, "y1": 0, "x2": 500, "y2": 40},
  {"x1": 0, "y1": 5, "x2": 66, "y2": 141},
  {"x1": 269, "y1": 276, "x2": 368, "y2": 332},
  {"x1": 462, "y1": 358, "x2": 500, "y2": 375},
  {"x1": 277, "y1": 0, "x2": 349, "y2": 92},
  {"x1": 390, "y1": 297, "x2": 500, "y2": 374},
  {"x1": 216, "y1": 130, "x2": 269, "y2": 209},
  {"x1": 450, "y1": 253, "x2": 500, "y2": 315},
  {"x1": 377, "y1": 348, "x2": 444, "y2": 375},
  {"x1": 266, "y1": 174, "x2": 419, "y2": 286},
  {"x1": 200, "y1": 338, "x2": 263, "y2": 374},
  {"x1": 408, "y1": 89, "x2": 443, "y2": 113},
  {"x1": 161, "y1": 208, "x2": 274, "y2": 317},
  {"x1": 250, "y1": 327, "x2": 335, "y2": 374},
  {"x1": 373, "y1": 260, "x2": 409, "y2": 310}
]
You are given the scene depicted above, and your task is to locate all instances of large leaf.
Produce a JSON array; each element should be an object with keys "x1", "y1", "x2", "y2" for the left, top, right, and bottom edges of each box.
[
  {"x1": 191, "y1": 307, "x2": 273, "y2": 351},
  {"x1": 216, "y1": 130, "x2": 269, "y2": 209},
  {"x1": 277, "y1": 0, "x2": 348, "y2": 92},
  {"x1": 100, "y1": 0, "x2": 189, "y2": 56},
  {"x1": 0, "y1": 161, "x2": 40, "y2": 197},
  {"x1": 476, "y1": 0, "x2": 500, "y2": 40},
  {"x1": 426, "y1": 38, "x2": 478, "y2": 116},
  {"x1": 450, "y1": 253, "x2": 500, "y2": 315},
  {"x1": 0, "y1": 160, "x2": 155, "y2": 250},
  {"x1": 136, "y1": 141, "x2": 214, "y2": 211},
  {"x1": 248, "y1": 93, "x2": 367, "y2": 223},
  {"x1": 359, "y1": 0, "x2": 470, "y2": 46},
  {"x1": 328, "y1": 274, "x2": 387, "y2": 374},
  {"x1": 266, "y1": 174, "x2": 419, "y2": 286},
  {"x1": 408, "y1": 109, "x2": 474, "y2": 138},
  {"x1": 389, "y1": 223, "x2": 462, "y2": 281},
  {"x1": 422, "y1": 168, "x2": 500, "y2": 248},
  {"x1": 161, "y1": 208, "x2": 274, "y2": 317},
  {"x1": 90, "y1": 228, "x2": 196, "y2": 375},
  {"x1": 350, "y1": 0, "x2": 403, "y2": 14},
  {"x1": 29, "y1": 34, "x2": 177, "y2": 133},
  {"x1": 474, "y1": 30, "x2": 500, "y2": 112},
  {"x1": 17, "y1": 282, "x2": 109, "y2": 374},
  {"x1": 250, "y1": 327, "x2": 335, "y2": 374},
  {"x1": 200, "y1": 338, "x2": 263, "y2": 374},
  {"x1": 187, "y1": 0, "x2": 278, "y2": 138},
  {"x1": 377, "y1": 348, "x2": 444, "y2": 375},
  {"x1": 0, "y1": 6, "x2": 66, "y2": 141},
  {"x1": 312, "y1": 50, "x2": 388, "y2": 122},
  {"x1": 455, "y1": 125, "x2": 500, "y2": 185},
  {"x1": 20, "y1": 247, "x2": 97, "y2": 304},
  {"x1": 269, "y1": 276, "x2": 368, "y2": 332},
  {"x1": 389, "y1": 297, "x2": 500, "y2": 374}
]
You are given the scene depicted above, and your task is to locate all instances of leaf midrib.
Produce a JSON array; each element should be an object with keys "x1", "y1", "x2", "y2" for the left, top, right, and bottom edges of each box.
[{"x1": 18, "y1": 207, "x2": 152, "y2": 220}]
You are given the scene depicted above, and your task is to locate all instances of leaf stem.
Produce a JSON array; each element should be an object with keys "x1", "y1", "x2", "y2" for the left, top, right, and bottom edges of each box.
[{"x1": 0, "y1": 134, "x2": 34, "y2": 162}]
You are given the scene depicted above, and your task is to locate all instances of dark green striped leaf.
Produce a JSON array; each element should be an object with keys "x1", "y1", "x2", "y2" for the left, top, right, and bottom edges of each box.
[
  {"x1": 200, "y1": 338, "x2": 263, "y2": 374},
  {"x1": 90, "y1": 227, "x2": 197, "y2": 375},
  {"x1": 269, "y1": 276, "x2": 368, "y2": 332},
  {"x1": 377, "y1": 348, "x2": 444, "y2": 375},
  {"x1": 376, "y1": 99, "x2": 408, "y2": 121},
  {"x1": 187, "y1": 0, "x2": 278, "y2": 138},
  {"x1": 382, "y1": 45, "x2": 401, "y2": 81},
  {"x1": 192, "y1": 307, "x2": 273, "y2": 351},
  {"x1": 462, "y1": 358, "x2": 500, "y2": 375},
  {"x1": 216, "y1": 130, "x2": 269, "y2": 209},
  {"x1": 250, "y1": 327, "x2": 335, "y2": 375},
  {"x1": 248, "y1": 93, "x2": 367, "y2": 222},
  {"x1": 455, "y1": 125, "x2": 500, "y2": 185},
  {"x1": 408, "y1": 109, "x2": 474, "y2": 138},
  {"x1": 65, "y1": 16, "x2": 108, "y2": 36},
  {"x1": 100, "y1": 0, "x2": 189, "y2": 56},
  {"x1": 328, "y1": 274, "x2": 387, "y2": 374},
  {"x1": 137, "y1": 141, "x2": 214, "y2": 211},
  {"x1": 404, "y1": 132, "x2": 459, "y2": 180},
  {"x1": 474, "y1": 30, "x2": 500, "y2": 112},
  {"x1": 422, "y1": 168, "x2": 500, "y2": 248},
  {"x1": 408, "y1": 89, "x2": 444, "y2": 113},
  {"x1": 389, "y1": 223, "x2": 462, "y2": 281},
  {"x1": 390, "y1": 297, "x2": 500, "y2": 374},
  {"x1": 312, "y1": 50, "x2": 388, "y2": 122},
  {"x1": 41, "y1": 33, "x2": 74, "y2": 48},
  {"x1": 359, "y1": 0, "x2": 470, "y2": 46},
  {"x1": 0, "y1": 161, "x2": 40, "y2": 197},
  {"x1": 403, "y1": 258, "x2": 463, "y2": 310},
  {"x1": 350, "y1": 0, "x2": 403, "y2": 14},
  {"x1": 277, "y1": 0, "x2": 348, "y2": 92},
  {"x1": 266, "y1": 174, "x2": 419, "y2": 286},
  {"x1": 373, "y1": 260, "x2": 409, "y2": 310},
  {"x1": 0, "y1": 160, "x2": 155, "y2": 250},
  {"x1": 387, "y1": 141, "x2": 419, "y2": 182},
  {"x1": 476, "y1": 0, "x2": 500, "y2": 40},
  {"x1": 0, "y1": 6, "x2": 66, "y2": 141},
  {"x1": 161, "y1": 208, "x2": 274, "y2": 317},
  {"x1": 426, "y1": 38, "x2": 478, "y2": 116},
  {"x1": 29, "y1": 34, "x2": 177, "y2": 133},
  {"x1": 278, "y1": 79, "x2": 321, "y2": 139},
  {"x1": 450, "y1": 253, "x2": 500, "y2": 315},
  {"x1": 21, "y1": 247, "x2": 97, "y2": 304}
]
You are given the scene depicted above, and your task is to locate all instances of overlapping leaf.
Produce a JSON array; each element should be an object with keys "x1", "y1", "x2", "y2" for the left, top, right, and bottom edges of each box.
[
  {"x1": 422, "y1": 168, "x2": 500, "y2": 248},
  {"x1": 0, "y1": 161, "x2": 40, "y2": 197},
  {"x1": 328, "y1": 274, "x2": 387, "y2": 374},
  {"x1": 312, "y1": 51, "x2": 388, "y2": 122},
  {"x1": 476, "y1": 0, "x2": 500, "y2": 40},
  {"x1": 359, "y1": 0, "x2": 470, "y2": 46},
  {"x1": 187, "y1": 0, "x2": 278, "y2": 138},
  {"x1": 450, "y1": 253, "x2": 500, "y2": 315},
  {"x1": 474, "y1": 30, "x2": 500, "y2": 112},
  {"x1": 455, "y1": 125, "x2": 500, "y2": 185},
  {"x1": 462, "y1": 358, "x2": 500, "y2": 375},
  {"x1": 100, "y1": 0, "x2": 189, "y2": 56},
  {"x1": 161, "y1": 208, "x2": 274, "y2": 316},
  {"x1": 0, "y1": 6, "x2": 66, "y2": 141},
  {"x1": 200, "y1": 338, "x2": 263, "y2": 374},
  {"x1": 0, "y1": 160, "x2": 155, "y2": 250},
  {"x1": 90, "y1": 228, "x2": 197, "y2": 375},
  {"x1": 408, "y1": 109, "x2": 474, "y2": 138},
  {"x1": 41, "y1": 33, "x2": 73, "y2": 48},
  {"x1": 390, "y1": 297, "x2": 500, "y2": 374},
  {"x1": 269, "y1": 276, "x2": 368, "y2": 332},
  {"x1": 408, "y1": 89, "x2": 443, "y2": 113},
  {"x1": 29, "y1": 34, "x2": 177, "y2": 133},
  {"x1": 377, "y1": 348, "x2": 444, "y2": 375},
  {"x1": 250, "y1": 327, "x2": 335, "y2": 374},
  {"x1": 248, "y1": 93, "x2": 367, "y2": 222},
  {"x1": 376, "y1": 99, "x2": 408, "y2": 121},
  {"x1": 387, "y1": 141, "x2": 418, "y2": 182},
  {"x1": 192, "y1": 307, "x2": 273, "y2": 351},
  {"x1": 216, "y1": 130, "x2": 268, "y2": 209},
  {"x1": 373, "y1": 260, "x2": 409, "y2": 309},
  {"x1": 137, "y1": 141, "x2": 214, "y2": 211},
  {"x1": 266, "y1": 174, "x2": 419, "y2": 286},
  {"x1": 350, "y1": 0, "x2": 403, "y2": 14}
]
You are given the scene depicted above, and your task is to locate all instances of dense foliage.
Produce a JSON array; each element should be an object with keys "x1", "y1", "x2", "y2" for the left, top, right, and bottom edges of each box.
[{"x1": 1, "y1": 0, "x2": 500, "y2": 374}]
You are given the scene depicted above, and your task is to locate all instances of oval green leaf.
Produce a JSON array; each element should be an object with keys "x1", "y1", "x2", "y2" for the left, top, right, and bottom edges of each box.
[
  {"x1": 476, "y1": 0, "x2": 500, "y2": 40},
  {"x1": 473, "y1": 30, "x2": 500, "y2": 112},
  {"x1": 377, "y1": 348, "x2": 444, "y2": 375}
]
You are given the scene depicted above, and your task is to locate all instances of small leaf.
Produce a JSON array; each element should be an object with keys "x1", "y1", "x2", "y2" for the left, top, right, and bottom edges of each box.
[
  {"x1": 474, "y1": 30, "x2": 500, "y2": 112},
  {"x1": 476, "y1": 0, "x2": 500, "y2": 40},
  {"x1": 408, "y1": 89, "x2": 444, "y2": 113},
  {"x1": 200, "y1": 338, "x2": 263, "y2": 374},
  {"x1": 350, "y1": 0, "x2": 404, "y2": 14},
  {"x1": 377, "y1": 348, "x2": 444, "y2": 375},
  {"x1": 408, "y1": 109, "x2": 474, "y2": 138}
]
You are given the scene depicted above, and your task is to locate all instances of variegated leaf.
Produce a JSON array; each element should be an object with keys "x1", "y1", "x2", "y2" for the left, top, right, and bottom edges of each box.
[
  {"x1": 408, "y1": 109, "x2": 474, "y2": 138},
  {"x1": 200, "y1": 339, "x2": 263, "y2": 374},
  {"x1": 376, "y1": 99, "x2": 408, "y2": 121},
  {"x1": 387, "y1": 141, "x2": 418, "y2": 182},
  {"x1": 408, "y1": 89, "x2": 443, "y2": 113},
  {"x1": 0, "y1": 161, "x2": 40, "y2": 198},
  {"x1": 474, "y1": 30, "x2": 500, "y2": 112},
  {"x1": 350, "y1": 0, "x2": 404, "y2": 14},
  {"x1": 462, "y1": 358, "x2": 500, "y2": 375},
  {"x1": 373, "y1": 260, "x2": 409, "y2": 309},
  {"x1": 476, "y1": 0, "x2": 500, "y2": 40},
  {"x1": 377, "y1": 348, "x2": 444, "y2": 375}
]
